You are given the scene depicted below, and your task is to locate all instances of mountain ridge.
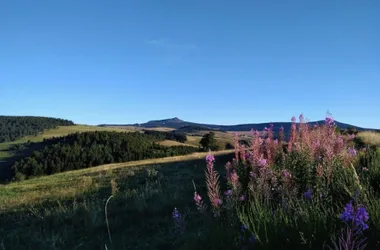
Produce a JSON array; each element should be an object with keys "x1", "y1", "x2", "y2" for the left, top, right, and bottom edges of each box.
[{"x1": 98, "y1": 117, "x2": 376, "y2": 132}]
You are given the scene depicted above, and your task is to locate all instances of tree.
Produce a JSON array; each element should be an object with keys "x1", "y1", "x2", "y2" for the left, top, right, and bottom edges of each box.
[{"x1": 199, "y1": 132, "x2": 219, "y2": 151}]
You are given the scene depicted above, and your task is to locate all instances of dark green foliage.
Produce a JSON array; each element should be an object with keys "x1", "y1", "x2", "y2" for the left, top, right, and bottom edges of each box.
[
  {"x1": 238, "y1": 139, "x2": 249, "y2": 147},
  {"x1": 143, "y1": 130, "x2": 187, "y2": 143},
  {"x1": 176, "y1": 125, "x2": 224, "y2": 133},
  {"x1": 358, "y1": 147, "x2": 380, "y2": 195},
  {"x1": 283, "y1": 150, "x2": 316, "y2": 193},
  {"x1": 225, "y1": 142, "x2": 234, "y2": 149},
  {"x1": 0, "y1": 116, "x2": 74, "y2": 142},
  {"x1": 199, "y1": 132, "x2": 219, "y2": 151},
  {"x1": 11, "y1": 131, "x2": 198, "y2": 180}
]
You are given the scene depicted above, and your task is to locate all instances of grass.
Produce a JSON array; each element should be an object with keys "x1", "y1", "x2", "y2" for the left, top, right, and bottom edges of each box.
[
  {"x1": 0, "y1": 150, "x2": 233, "y2": 211},
  {"x1": 0, "y1": 151, "x2": 234, "y2": 249},
  {"x1": 157, "y1": 140, "x2": 198, "y2": 147},
  {"x1": 357, "y1": 131, "x2": 380, "y2": 147}
]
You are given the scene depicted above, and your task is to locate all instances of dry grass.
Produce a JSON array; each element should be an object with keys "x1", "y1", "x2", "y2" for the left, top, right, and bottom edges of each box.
[
  {"x1": 104, "y1": 126, "x2": 174, "y2": 132},
  {"x1": 157, "y1": 140, "x2": 198, "y2": 147},
  {"x1": 186, "y1": 135, "x2": 203, "y2": 146},
  {"x1": 357, "y1": 131, "x2": 380, "y2": 146}
]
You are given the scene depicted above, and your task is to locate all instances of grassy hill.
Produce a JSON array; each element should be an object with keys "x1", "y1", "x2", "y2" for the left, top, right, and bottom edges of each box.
[
  {"x1": 0, "y1": 151, "x2": 234, "y2": 249},
  {"x1": 0, "y1": 125, "x2": 130, "y2": 161},
  {"x1": 0, "y1": 125, "x2": 133, "y2": 181}
]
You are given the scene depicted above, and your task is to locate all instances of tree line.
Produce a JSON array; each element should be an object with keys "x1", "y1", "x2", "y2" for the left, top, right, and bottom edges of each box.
[
  {"x1": 11, "y1": 131, "x2": 198, "y2": 180},
  {"x1": 0, "y1": 116, "x2": 74, "y2": 143},
  {"x1": 142, "y1": 130, "x2": 187, "y2": 143}
]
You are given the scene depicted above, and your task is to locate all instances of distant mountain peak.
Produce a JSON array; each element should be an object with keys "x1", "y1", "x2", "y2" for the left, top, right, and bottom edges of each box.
[
  {"x1": 171, "y1": 117, "x2": 183, "y2": 122},
  {"x1": 149, "y1": 117, "x2": 183, "y2": 123}
]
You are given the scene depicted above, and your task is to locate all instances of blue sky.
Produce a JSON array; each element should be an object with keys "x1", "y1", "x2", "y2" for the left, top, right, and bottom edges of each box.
[{"x1": 1, "y1": 1, "x2": 379, "y2": 128}]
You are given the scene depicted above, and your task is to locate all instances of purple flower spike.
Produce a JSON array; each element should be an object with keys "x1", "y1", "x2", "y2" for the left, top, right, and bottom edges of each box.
[
  {"x1": 304, "y1": 189, "x2": 312, "y2": 200},
  {"x1": 340, "y1": 202, "x2": 369, "y2": 230},
  {"x1": 206, "y1": 153, "x2": 215, "y2": 163},
  {"x1": 172, "y1": 207, "x2": 181, "y2": 219}
]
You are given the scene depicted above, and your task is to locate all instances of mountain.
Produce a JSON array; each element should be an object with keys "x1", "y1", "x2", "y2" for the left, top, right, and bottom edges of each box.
[{"x1": 99, "y1": 118, "x2": 373, "y2": 132}]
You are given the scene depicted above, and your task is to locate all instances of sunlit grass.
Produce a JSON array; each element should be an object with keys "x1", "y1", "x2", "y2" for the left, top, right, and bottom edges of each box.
[{"x1": 357, "y1": 131, "x2": 380, "y2": 146}]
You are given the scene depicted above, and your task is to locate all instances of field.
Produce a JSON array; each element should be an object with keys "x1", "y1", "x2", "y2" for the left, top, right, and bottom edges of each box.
[
  {"x1": 0, "y1": 125, "x2": 232, "y2": 162},
  {"x1": 357, "y1": 131, "x2": 380, "y2": 147},
  {"x1": 0, "y1": 151, "x2": 234, "y2": 249},
  {"x1": 2, "y1": 118, "x2": 380, "y2": 249}
]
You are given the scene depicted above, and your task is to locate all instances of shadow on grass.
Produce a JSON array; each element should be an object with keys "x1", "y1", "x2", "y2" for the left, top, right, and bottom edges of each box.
[{"x1": 0, "y1": 154, "x2": 234, "y2": 250}]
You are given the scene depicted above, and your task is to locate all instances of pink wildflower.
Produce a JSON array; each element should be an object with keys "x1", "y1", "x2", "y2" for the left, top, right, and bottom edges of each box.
[
  {"x1": 258, "y1": 158, "x2": 267, "y2": 168},
  {"x1": 283, "y1": 170, "x2": 291, "y2": 178},
  {"x1": 194, "y1": 193, "x2": 202, "y2": 202},
  {"x1": 230, "y1": 170, "x2": 239, "y2": 188},
  {"x1": 206, "y1": 153, "x2": 215, "y2": 163}
]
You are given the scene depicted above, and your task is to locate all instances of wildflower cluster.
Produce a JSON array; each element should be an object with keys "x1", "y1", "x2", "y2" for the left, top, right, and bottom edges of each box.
[
  {"x1": 190, "y1": 113, "x2": 375, "y2": 248},
  {"x1": 340, "y1": 202, "x2": 369, "y2": 231}
]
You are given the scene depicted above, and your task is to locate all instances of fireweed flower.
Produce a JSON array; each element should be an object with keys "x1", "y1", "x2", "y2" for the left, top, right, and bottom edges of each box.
[
  {"x1": 291, "y1": 116, "x2": 297, "y2": 122},
  {"x1": 206, "y1": 154, "x2": 215, "y2": 163},
  {"x1": 347, "y1": 147, "x2": 357, "y2": 157},
  {"x1": 193, "y1": 192, "x2": 202, "y2": 202},
  {"x1": 214, "y1": 198, "x2": 222, "y2": 206},
  {"x1": 337, "y1": 136, "x2": 344, "y2": 144},
  {"x1": 249, "y1": 171, "x2": 255, "y2": 178},
  {"x1": 258, "y1": 158, "x2": 267, "y2": 167},
  {"x1": 325, "y1": 116, "x2": 334, "y2": 125},
  {"x1": 230, "y1": 170, "x2": 239, "y2": 188}
]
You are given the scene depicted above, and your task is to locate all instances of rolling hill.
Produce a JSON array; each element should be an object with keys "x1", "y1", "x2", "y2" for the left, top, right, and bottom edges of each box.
[{"x1": 99, "y1": 117, "x2": 373, "y2": 132}]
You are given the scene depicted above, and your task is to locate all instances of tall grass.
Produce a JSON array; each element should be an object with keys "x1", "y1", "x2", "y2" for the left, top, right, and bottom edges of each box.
[{"x1": 357, "y1": 131, "x2": 380, "y2": 147}]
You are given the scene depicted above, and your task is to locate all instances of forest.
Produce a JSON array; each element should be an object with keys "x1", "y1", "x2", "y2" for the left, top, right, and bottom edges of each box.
[
  {"x1": 11, "y1": 131, "x2": 198, "y2": 180},
  {"x1": 0, "y1": 116, "x2": 74, "y2": 142},
  {"x1": 143, "y1": 130, "x2": 187, "y2": 143}
]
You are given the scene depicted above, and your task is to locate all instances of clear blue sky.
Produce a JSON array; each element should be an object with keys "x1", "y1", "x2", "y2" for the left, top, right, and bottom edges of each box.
[{"x1": 1, "y1": 1, "x2": 379, "y2": 128}]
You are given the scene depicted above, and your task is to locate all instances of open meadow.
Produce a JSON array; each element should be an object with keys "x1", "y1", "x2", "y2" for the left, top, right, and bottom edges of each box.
[
  {"x1": 1, "y1": 116, "x2": 380, "y2": 249},
  {"x1": 0, "y1": 151, "x2": 234, "y2": 249}
]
